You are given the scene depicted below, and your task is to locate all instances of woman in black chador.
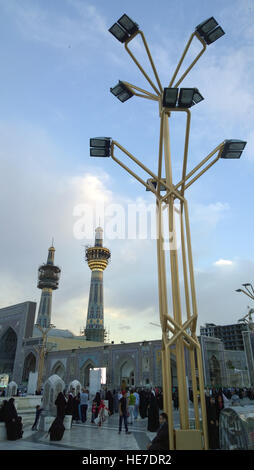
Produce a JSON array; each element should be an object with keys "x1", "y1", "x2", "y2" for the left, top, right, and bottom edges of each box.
[
  {"x1": 106, "y1": 390, "x2": 114, "y2": 415},
  {"x1": 65, "y1": 392, "x2": 74, "y2": 424},
  {"x1": 139, "y1": 390, "x2": 147, "y2": 419},
  {"x1": 206, "y1": 396, "x2": 220, "y2": 449},
  {"x1": 147, "y1": 391, "x2": 160, "y2": 432},
  {"x1": 73, "y1": 393, "x2": 80, "y2": 423},
  {"x1": 48, "y1": 417, "x2": 65, "y2": 441},
  {"x1": 4, "y1": 398, "x2": 23, "y2": 440},
  {"x1": 55, "y1": 392, "x2": 66, "y2": 421}
]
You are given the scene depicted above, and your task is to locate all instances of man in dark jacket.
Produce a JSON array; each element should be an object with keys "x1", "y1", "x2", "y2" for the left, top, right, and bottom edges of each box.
[
  {"x1": 147, "y1": 413, "x2": 169, "y2": 450},
  {"x1": 118, "y1": 391, "x2": 131, "y2": 435}
]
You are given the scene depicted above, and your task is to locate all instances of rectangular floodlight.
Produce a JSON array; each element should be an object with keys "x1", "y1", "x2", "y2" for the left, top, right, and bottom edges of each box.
[
  {"x1": 109, "y1": 23, "x2": 129, "y2": 43},
  {"x1": 178, "y1": 88, "x2": 195, "y2": 108},
  {"x1": 117, "y1": 90, "x2": 133, "y2": 102},
  {"x1": 163, "y1": 88, "x2": 178, "y2": 108},
  {"x1": 110, "y1": 81, "x2": 134, "y2": 102},
  {"x1": 117, "y1": 14, "x2": 139, "y2": 35},
  {"x1": 196, "y1": 17, "x2": 225, "y2": 45},
  {"x1": 221, "y1": 151, "x2": 242, "y2": 159},
  {"x1": 90, "y1": 138, "x2": 111, "y2": 148},
  {"x1": 196, "y1": 17, "x2": 218, "y2": 36},
  {"x1": 226, "y1": 140, "x2": 247, "y2": 151},
  {"x1": 221, "y1": 140, "x2": 247, "y2": 159},
  {"x1": 146, "y1": 178, "x2": 167, "y2": 192},
  {"x1": 206, "y1": 26, "x2": 225, "y2": 44},
  {"x1": 110, "y1": 83, "x2": 125, "y2": 97},
  {"x1": 90, "y1": 148, "x2": 110, "y2": 157}
]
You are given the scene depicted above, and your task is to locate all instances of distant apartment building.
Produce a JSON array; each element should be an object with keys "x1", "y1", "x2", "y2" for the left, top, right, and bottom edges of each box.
[{"x1": 200, "y1": 323, "x2": 248, "y2": 351}]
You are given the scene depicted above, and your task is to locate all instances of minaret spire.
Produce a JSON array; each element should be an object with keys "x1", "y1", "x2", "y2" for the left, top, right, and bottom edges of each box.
[
  {"x1": 85, "y1": 227, "x2": 111, "y2": 342},
  {"x1": 36, "y1": 244, "x2": 61, "y2": 328}
]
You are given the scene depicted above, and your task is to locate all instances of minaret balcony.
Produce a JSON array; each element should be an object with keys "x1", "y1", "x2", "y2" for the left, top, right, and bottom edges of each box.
[{"x1": 37, "y1": 279, "x2": 59, "y2": 290}]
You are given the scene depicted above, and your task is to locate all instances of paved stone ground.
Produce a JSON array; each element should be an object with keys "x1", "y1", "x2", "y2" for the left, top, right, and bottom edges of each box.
[{"x1": 0, "y1": 398, "x2": 253, "y2": 451}]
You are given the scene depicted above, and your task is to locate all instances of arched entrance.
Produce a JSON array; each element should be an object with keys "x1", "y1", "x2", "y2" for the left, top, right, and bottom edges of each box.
[
  {"x1": 51, "y1": 361, "x2": 65, "y2": 380},
  {"x1": 0, "y1": 327, "x2": 17, "y2": 377},
  {"x1": 120, "y1": 359, "x2": 135, "y2": 388},
  {"x1": 80, "y1": 361, "x2": 96, "y2": 387},
  {"x1": 22, "y1": 352, "x2": 36, "y2": 383}
]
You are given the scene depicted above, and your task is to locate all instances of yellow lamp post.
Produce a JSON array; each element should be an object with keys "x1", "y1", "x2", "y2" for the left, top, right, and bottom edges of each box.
[
  {"x1": 90, "y1": 14, "x2": 247, "y2": 449},
  {"x1": 34, "y1": 323, "x2": 55, "y2": 394}
]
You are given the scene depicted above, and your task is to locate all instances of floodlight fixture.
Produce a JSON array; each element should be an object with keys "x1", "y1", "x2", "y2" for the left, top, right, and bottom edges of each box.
[
  {"x1": 221, "y1": 140, "x2": 247, "y2": 159},
  {"x1": 108, "y1": 23, "x2": 129, "y2": 43},
  {"x1": 163, "y1": 88, "x2": 179, "y2": 108},
  {"x1": 90, "y1": 137, "x2": 112, "y2": 157},
  {"x1": 146, "y1": 178, "x2": 167, "y2": 192},
  {"x1": 163, "y1": 88, "x2": 204, "y2": 109},
  {"x1": 110, "y1": 81, "x2": 134, "y2": 102},
  {"x1": 236, "y1": 289, "x2": 242, "y2": 292},
  {"x1": 196, "y1": 17, "x2": 225, "y2": 45},
  {"x1": 196, "y1": 17, "x2": 218, "y2": 36},
  {"x1": 205, "y1": 26, "x2": 225, "y2": 44},
  {"x1": 109, "y1": 14, "x2": 139, "y2": 43},
  {"x1": 178, "y1": 88, "x2": 204, "y2": 108},
  {"x1": 117, "y1": 14, "x2": 139, "y2": 35},
  {"x1": 178, "y1": 88, "x2": 196, "y2": 108}
]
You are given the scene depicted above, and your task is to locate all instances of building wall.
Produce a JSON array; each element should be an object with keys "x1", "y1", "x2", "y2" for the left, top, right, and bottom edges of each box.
[
  {"x1": 42, "y1": 340, "x2": 177, "y2": 390},
  {"x1": 200, "y1": 336, "x2": 227, "y2": 387},
  {"x1": 200, "y1": 323, "x2": 247, "y2": 350},
  {"x1": 0, "y1": 302, "x2": 36, "y2": 383},
  {"x1": 242, "y1": 331, "x2": 254, "y2": 386}
]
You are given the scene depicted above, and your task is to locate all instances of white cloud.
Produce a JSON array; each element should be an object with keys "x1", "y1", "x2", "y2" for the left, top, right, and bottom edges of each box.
[
  {"x1": 214, "y1": 259, "x2": 234, "y2": 266},
  {"x1": 190, "y1": 201, "x2": 230, "y2": 228}
]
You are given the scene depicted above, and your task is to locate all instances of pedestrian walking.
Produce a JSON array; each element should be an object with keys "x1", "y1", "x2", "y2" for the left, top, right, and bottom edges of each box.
[
  {"x1": 94, "y1": 392, "x2": 101, "y2": 418},
  {"x1": 173, "y1": 390, "x2": 179, "y2": 411},
  {"x1": 206, "y1": 396, "x2": 219, "y2": 449},
  {"x1": 80, "y1": 388, "x2": 89, "y2": 423},
  {"x1": 48, "y1": 416, "x2": 65, "y2": 441},
  {"x1": 113, "y1": 390, "x2": 119, "y2": 413},
  {"x1": 91, "y1": 400, "x2": 97, "y2": 423},
  {"x1": 32, "y1": 405, "x2": 43, "y2": 430},
  {"x1": 65, "y1": 392, "x2": 74, "y2": 415},
  {"x1": 128, "y1": 389, "x2": 136, "y2": 425},
  {"x1": 118, "y1": 391, "x2": 131, "y2": 435},
  {"x1": 106, "y1": 390, "x2": 114, "y2": 415},
  {"x1": 147, "y1": 390, "x2": 160, "y2": 432},
  {"x1": 133, "y1": 389, "x2": 140, "y2": 420},
  {"x1": 55, "y1": 392, "x2": 66, "y2": 421},
  {"x1": 73, "y1": 393, "x2": 80, "y2": 423},
  {"x1": 97, "y1": 400, "x2": 109, "y2": 427},
  {"x1": 139, "y1": 389, "x2": 147, "y2": 419}
]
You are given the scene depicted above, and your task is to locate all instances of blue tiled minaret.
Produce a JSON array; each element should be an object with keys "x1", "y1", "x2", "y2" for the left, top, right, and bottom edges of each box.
[
  {"x1": 85, "y1": 227, "x2": 111, "y2": 342},
  {"x1": 36, "y1": 244, "x2": 61, "y2": 328}
]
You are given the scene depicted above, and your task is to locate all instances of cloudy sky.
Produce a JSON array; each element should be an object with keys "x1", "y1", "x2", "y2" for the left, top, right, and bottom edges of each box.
[{"x1": 0, "y1": 0, "x2": 254, "y2": 344}]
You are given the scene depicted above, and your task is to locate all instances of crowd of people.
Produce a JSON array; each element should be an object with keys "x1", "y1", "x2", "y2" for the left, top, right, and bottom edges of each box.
[
  {"x1": 45, "y1": 386, "x2": 166, "y2": 444},
  {"x1": 1, "y1": 384, "x2": 254, "y2": 448}
]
